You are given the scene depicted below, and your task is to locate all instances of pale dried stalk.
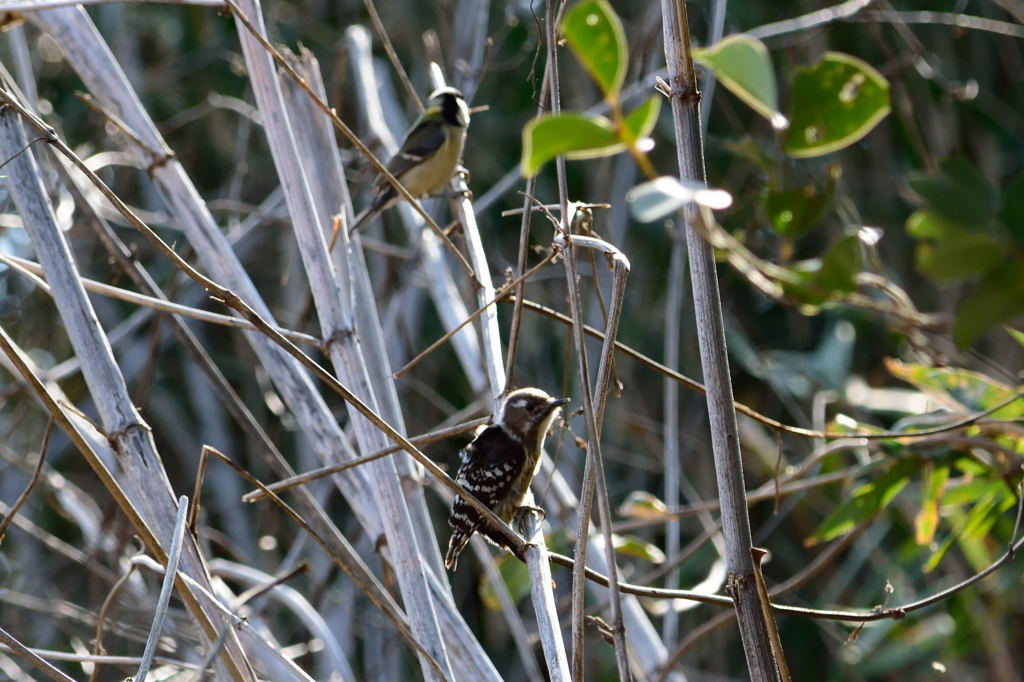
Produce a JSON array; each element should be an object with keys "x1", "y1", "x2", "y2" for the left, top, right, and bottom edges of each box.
[
  {"x1": 515, "y1": 510, "x2": 571, "y2": 682},
  {"x1": 277, "y1": 46, "x2": 452, "y2": 587},
  {"x1": 0, "y1": 254, "x2": 320, "y2": 347},
  {"x1": 28, "y1": 4, "x2": 384, "y2": 544},
  {"x1": 26, "y1": 7, "x2": 492, "y2": 677},
  {"x1": 540, "y1": 1, "x2": 630, "y2": 676},
  {"x1": 660, "y1": 0, "x2": 786, "y2": 679},
  {"x1": 344, "y1": 25, "x2": 487, "y2": 394},
  {"x1": 0, "y1": 101, "x2": 254, "y2": 682},
  {"x1": 425, "y1": 34, "x2": 573, "y2": 680},
  {"x1": 209, "y1": 560, "x2": 357, "y2": 682},
  {"x1": 228, "y1": 2, "x2": 453, "y2": 675}
]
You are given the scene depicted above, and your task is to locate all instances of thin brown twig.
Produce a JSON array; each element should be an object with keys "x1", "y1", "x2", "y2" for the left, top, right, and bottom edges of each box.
[
  {"x1": 190, "y1": 446, "x2": 448, "y2": 680},
  {"x1": 510, "y1": 297, "x2": 1024, "y2": 442},
  {"x1": 223, "y1": 0, "x2": 480, "y2": 286},
  {"x1": 242, "y1": 417, "x2": 489, "y2": 502},
  {"x1": 189, "y1": 561, "x2": 312, "y2": 681},
  {"x1": 0, "y1": 87, "x2": 533, "y2": 621},
  {"x1": 551, "y1": 502, "x2": 1024, "y2": 623},
  {"x1": 89, "y1": 559, "x2": 142, "y2": 682},
  {"x1": 0, "y1": 417, "x2": 52, "y2": 545},
  {"x1": 393, "y1": 247, "x2": 557, "y2": 378},
  {"x1": 76, "y1": 91, "x2": 167, "y2": 162},
  {"x1": 0, "y1": 627, "x2": 77, "y2": 682},
  {"x1": 0, "y1": 253, "x2": 323, "y2": 349},
  {"x1": 541, "y1": 0, "x2": 631, "y2": 675},
  {"x1": 361, "y1": 0, "x2": 422, "y2": 111},
  {"x1": 0, "y1": 134, "x2": 49, "y2": 171}
]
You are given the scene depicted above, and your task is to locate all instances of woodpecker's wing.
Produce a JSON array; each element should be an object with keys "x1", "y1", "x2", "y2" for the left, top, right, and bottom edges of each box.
[{"x1": 448, "y1": 426, "x2": 525, "y2": 542}]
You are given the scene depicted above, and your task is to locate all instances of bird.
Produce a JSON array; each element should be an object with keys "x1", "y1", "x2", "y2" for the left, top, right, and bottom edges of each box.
[
  {"x1": 349, "y1": 86, "x2": 470, "y2": 234},
  {"x1": 445, "y1": 387, "x2": 569, "y2": 571}
]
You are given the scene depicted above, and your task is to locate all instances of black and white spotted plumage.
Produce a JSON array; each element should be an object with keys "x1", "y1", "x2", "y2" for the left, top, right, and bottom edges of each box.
[{"x1": 445, "y1": 388, "x2": 568, "y2": 570}]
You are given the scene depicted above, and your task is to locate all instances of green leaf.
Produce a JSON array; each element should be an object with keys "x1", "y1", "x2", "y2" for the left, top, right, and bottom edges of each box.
[
  {"x1": 613, "y1": 534, "x2": 666, "y2": 563},
  {"x1": 816, "y1": 230, "x2": 862, "y2": 293},
  {"x1": 693, "y1": 34, "x2": 785, "y2": 128},
  {"x1": 627, "y1": 176, "x2": 733, "y2": 223},
  {"x1": 885, "y1": 358, "x2": 1024, "y2": 419},
  {"x1": 806, "y1": 459, "x2": 912, "y2": 546},
  {"x1": 1006, "y1": 326, "x2": 1024, "y2": 348},
  {"x1": 908, "y1": 158, "x2": 1000, "y2": 228},
  {"x1": 561, "y1": 0, "x2": 627, "y2": 98},
  {"x1": 521, "y1": 113, "x2": 621, "y2": 176},
  {"x1": 762, "y1": 165, "x2": 839, "y2": 238},
  {"x1": 907, "y1": 211, "x2": 1004, "y2": 282},
  {"x1": 953, "y1": 262, "x2": 1024, "y2": 349},
  {"x1": 621, "y1": 95, "x2": 661, "y2": 144},
  {"x1": 914, "y1": 463, "x2": 948, "y2": 545},
  {"x1": 779, "y1": 260, "x2": 827, "y2": 307},
  {"x1": 906, "y1": 209, "x2": 959, "y2": 240},
  {"x1": 784, "y1": 52, "x2": 890, "y2": 158},
  {"x1": 616, "y1": 491, "x2": 670, "y2": 519},
  {"x1": 778, "y1": 229, "x2": 864, "y2": 305},
  {"x1": 926, "y1": 487, "x2": 1011, "y2": 573},
  {"x1": 478, "y1": 554, "x2": 530, "y2": 611}
]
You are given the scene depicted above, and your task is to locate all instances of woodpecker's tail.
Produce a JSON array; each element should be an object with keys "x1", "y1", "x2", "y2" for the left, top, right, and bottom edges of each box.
[{"x1": 445, "y1": 531, "x2": 471, "y2": 571}]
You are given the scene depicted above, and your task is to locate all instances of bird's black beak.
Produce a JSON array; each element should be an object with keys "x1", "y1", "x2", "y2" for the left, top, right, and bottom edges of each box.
[{"x1": 547, "y1": 397, "x2": 570, "y2": 413}]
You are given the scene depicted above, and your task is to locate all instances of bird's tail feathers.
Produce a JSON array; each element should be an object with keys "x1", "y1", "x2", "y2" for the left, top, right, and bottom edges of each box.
[{"x1": 444, "y1": 531, "x2": 471, "y2": 571}]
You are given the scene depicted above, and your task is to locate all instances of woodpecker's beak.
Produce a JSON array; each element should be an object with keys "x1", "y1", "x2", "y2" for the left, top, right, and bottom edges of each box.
[{"x1": 547, "y1": 397, "x2": 570, "y2": 414}]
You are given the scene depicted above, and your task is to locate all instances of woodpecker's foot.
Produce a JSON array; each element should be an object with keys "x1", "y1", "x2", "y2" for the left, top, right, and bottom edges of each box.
[
  {"x1": 515, "y1": 505, "x2": 546, "y2": 522},
  {"x1": 455, "y1": 163, "x2": 471, "y2": 183}
]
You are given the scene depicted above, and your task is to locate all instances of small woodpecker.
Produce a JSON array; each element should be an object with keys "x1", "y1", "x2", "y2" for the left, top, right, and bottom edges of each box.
[{"x1": 445, "y1": 388, "x2": 569, "y2": 570}]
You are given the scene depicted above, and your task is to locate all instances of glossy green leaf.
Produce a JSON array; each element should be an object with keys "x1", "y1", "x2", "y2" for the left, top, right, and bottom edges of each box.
[
  {"x1": 953, "y1": 262, "x2": 1024, "y2": 349},
  {"x1": 908, "y1": 158, "x2": 1000, "y2": 228},
  {"x1": 627, "y1": 176, "x2": 733, "y2": 223},
  {"x1": 562, "y1": 0, "x2": 627, "y2": 98},
  {"x1": 762, "y1": 165, "x2": 839, "y2": 237},
  {"x1": 617, "y1": 491, "x2": 670, "y2": 519},
  {"x1": 613, "y1": 534, "x2": 666, "y2": 563},
  {"x1": 885, "y1": 358, "x2": 1024, "y2": 419},
  {"x1": 914, "y1": 463, "x2": 948, "y2": 545},
  {"x1": 621, "y1": 95, "x2": 661, "y2": 144},
  {"x1": 693, "y1": 34, "x2": 785, "y2": 128},
  {"x1": 521, "y1": 113, "x2": 621, "y2": 177},
  {"x1": 784, "y1": 52, "x2": 890, "y2": 158},
  {"x1": 806, "y1": 459, "x2": 912, "y2": 546}
]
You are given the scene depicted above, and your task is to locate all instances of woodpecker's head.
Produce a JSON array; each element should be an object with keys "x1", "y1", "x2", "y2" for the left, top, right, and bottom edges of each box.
[{"x1": 496, "y1": 388, "x2": 569, "y2": 445}]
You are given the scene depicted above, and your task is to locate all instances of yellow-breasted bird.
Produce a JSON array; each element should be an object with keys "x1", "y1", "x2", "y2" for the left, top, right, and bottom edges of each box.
[
  {"x1": 350, "y1": 86, "x2": 469, "y2": 233},
  {"x1": 445, "y1": 388, "x2": 568, "y2": 570}
]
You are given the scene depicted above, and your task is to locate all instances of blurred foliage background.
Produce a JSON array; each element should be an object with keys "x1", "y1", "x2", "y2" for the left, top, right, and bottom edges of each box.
[{"x1": 1, "y1": 0, "x2": 1023, "y2": 680}]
